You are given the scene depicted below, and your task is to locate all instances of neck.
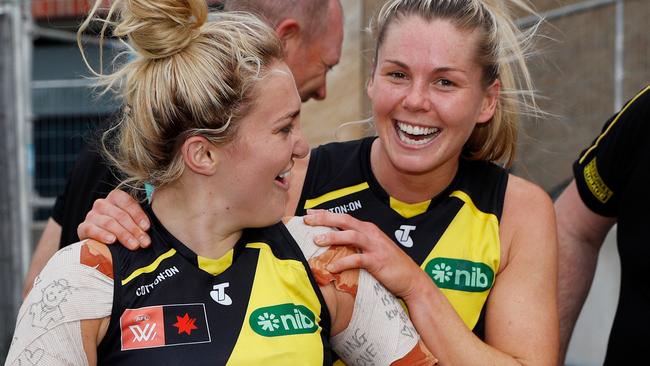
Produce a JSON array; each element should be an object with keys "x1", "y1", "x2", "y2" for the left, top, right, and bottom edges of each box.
[
  {"x1": 369, "y1": 139, "x2": 459, "y2": 203},
  {"x1": 151, "y1": 179, "x2": 242, "y2": 259}
]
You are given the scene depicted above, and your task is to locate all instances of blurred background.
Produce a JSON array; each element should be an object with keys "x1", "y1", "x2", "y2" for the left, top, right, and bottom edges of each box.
[{"x1": 1, "y1": 0, "x2": 648, "y2": 364}]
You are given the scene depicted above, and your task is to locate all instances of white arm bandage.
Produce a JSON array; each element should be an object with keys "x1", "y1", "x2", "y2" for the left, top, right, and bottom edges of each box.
[
  {"x1": 5, "y1": 242, "x2": 113, "y2": 366},
  {"x1": 285, "y1": 217, "x2": 437, "y2": 366}
]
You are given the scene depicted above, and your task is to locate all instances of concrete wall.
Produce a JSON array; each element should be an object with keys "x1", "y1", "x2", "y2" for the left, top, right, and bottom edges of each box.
[
  {"x1": 301, "y1": 1, "x2": 372, "y2": 146},
  {"x1": 515, "y1": 0, "x2": 650, "y2": 193}
]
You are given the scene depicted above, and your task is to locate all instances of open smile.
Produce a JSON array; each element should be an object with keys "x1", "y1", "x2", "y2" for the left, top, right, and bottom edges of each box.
[
  {"x1": 274, "y1": 167, "x2": 292, "y2": 190},
  {"x1": 393, "y1": 119, "x2": 441, "y2": 146}
]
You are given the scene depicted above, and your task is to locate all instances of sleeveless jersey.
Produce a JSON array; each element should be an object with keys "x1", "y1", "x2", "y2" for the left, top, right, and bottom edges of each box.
[
  {"x1": 98, "y1": 206, "x2": 332, "y2": 365},
  {"x1": 297, "y1": 137, "x2": 507, "y2": 337}
]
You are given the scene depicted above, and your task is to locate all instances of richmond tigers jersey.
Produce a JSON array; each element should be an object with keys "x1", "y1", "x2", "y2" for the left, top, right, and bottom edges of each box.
[
  {"x1": 297, "y1": 137, "x2": 507, "y2": 337},
  {"x1": 98, "y1": 206, "x2": 332, "y2": 365}
]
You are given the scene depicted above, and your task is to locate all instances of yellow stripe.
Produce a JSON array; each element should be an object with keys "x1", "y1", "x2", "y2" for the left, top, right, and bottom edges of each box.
[
  {"x1": 303, "y1": 182, "x2": 369, "y2": 209},
  {"x1": 198, "y1": 250, "x2": 234, "y2": 276},
  {"x1": 122, "y1": 248, "x2": 176, "y2": 285},
  {"x1": 245, "y1": 242, "x2": 306, "y2": 269},
  {"x1": 245, "y1": 242, "x2": 270, "y2": 250},
  {"x1": 389, "y1": 196, "x2": 431, "y2": 218},
  {"x1": 579, "y1": 85, "x2": 650, "y2": 164},
  {"x1": 449, "y1": 190, "x2": 498, "y2": 220}
]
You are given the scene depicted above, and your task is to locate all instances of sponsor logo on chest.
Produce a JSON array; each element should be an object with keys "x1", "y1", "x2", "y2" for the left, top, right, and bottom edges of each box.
[
  {"x1": 210, "y1": 282, "x2": 232, "y2": 306},
  {"x1": 394, "y1": 224, "x2": 416, "y2": 247},
  {"x1": 250, "y1": 303, "x2": 318, "y2": 337},
  {"x1": 425, "y1": 257, "x2": 494, "y2": 292},
  {"x1": 135, "y1": 266, "x2": 180, "y2": 297},
  {"x1": 326, "y1": 200, "x2": 363, "y2": 214},
  {"x1": 120, "y1": 303, "x2": 211, "y2": 350}
]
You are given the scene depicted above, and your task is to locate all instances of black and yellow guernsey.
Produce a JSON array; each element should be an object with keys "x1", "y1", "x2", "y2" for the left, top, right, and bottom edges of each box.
[
  {"x1": 98, "y1": 206, "x2": 332, "y2": 365},
  {"x1": 297, "y1": 137, "x2": 507, "y2": 338}
]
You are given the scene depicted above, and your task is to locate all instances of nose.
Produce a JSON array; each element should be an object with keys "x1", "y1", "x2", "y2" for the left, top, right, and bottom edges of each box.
[
  {"x1": 402, "y1": 82, "x2": 431, "y2": 112},
  {"x1": 293, "y1": 129, "x2": 310, "y2": 159},
  {"x1": 312, "y1": 81, "x2": 327, "y2": 101}
]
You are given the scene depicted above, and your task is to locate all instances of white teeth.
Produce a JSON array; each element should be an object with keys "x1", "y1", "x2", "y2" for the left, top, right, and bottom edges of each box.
[
  {"x1": 397, "y1": 129, "x2": 435, "y2": 145},
  {"x1": 277, "y1": 170, "x2": 290, "y2": 180},
  {"x1": 396, "y1": 121, "x2": 439, "y2": 136}
]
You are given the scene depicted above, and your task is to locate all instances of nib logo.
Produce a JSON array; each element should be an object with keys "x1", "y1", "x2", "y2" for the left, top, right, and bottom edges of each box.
[
  {"x1": 257, "y1": 312, "x2": 280, "y2": 332},
  {"x1": 394, "y1": 225, "x2": 416, "y2": 248},
  {"x1": 430, "y1": 262, "x2": 453, "y2": 284},
  {"x1": 250, "y1": 303, "x2": 318, "y2": 337},
  {"x1": 425, "y1": 257, "x2": 494, "y2": 292}
]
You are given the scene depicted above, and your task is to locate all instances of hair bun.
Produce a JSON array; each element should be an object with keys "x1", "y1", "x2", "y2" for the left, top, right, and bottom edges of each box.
[{"x1": 115, "y1": 0, "x2": 208, "y2": 59}]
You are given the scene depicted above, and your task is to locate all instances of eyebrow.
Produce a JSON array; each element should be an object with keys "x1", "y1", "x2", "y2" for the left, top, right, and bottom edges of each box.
[
  {"x1": 275, "y1": 109, "x2": 300, "y2": 123},
  {"x1": 383, "y1": 59, "x2": 466, "y2": 74}
]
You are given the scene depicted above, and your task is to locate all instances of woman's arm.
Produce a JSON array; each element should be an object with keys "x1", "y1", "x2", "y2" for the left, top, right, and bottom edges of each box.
[
  {"x1": 480, "y1": 176, "x2": 558, "y2": 365},
  {"x1": 6, "y1": 241, "x2": 113, "y2": 366},
  {"x1": 303, "y1": 177, "x2": 559, "y2": 366}
]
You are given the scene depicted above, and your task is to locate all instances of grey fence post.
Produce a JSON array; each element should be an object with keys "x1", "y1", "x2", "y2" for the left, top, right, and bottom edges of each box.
[{"x1": 0, "y1": 0, "x2": 32, "y2": 361}]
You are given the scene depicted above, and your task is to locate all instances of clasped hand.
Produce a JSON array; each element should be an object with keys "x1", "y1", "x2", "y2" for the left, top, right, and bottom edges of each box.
[{"x1": 303, "y1": 209, "x2": 428, "y2": 301}]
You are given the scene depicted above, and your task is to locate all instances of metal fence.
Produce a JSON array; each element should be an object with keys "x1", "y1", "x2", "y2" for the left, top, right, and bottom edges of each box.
[{"x1": 0, "y1": 0, "x2": 32, "y2": 361}]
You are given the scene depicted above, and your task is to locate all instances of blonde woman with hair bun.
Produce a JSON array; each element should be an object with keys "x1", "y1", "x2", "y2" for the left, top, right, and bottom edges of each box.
[{"x1": 7, "y1": 0, "x2": 437, "y2": 365}]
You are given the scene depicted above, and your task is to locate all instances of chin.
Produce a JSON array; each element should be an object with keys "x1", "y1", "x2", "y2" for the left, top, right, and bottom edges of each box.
[{"x1": 253, "y1": 201, "x2": 286, "y2": 228}]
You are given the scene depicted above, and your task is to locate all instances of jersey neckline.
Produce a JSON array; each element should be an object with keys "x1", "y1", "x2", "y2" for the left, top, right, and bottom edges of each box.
[
  {"x1": 359, "y1": 136, "x2": 468, "y2": 216},
  {"x1": 143, "y1": 204, "x2": 249, "y2": 277}
]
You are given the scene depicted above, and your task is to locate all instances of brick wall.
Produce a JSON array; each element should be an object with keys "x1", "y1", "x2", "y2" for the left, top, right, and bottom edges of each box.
[
  {"x1": 31, "y1": 0, "x2": 222, "y2": 19},
  {"x1": 32, "y1": 0, "x2": 111, "y2": 19}
]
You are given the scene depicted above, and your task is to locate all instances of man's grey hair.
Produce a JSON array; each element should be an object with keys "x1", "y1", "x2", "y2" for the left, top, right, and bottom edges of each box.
[{"x1": 222, "y1": 0, "x2": 333, "y2": 37}]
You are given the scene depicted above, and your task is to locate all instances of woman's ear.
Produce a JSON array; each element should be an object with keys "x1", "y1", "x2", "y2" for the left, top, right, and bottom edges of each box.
[
  {"x1": 181, "y1": 136, "x2": 219, "y2": 176},
  {"x1": 477, "y1": 79, "x2": 500, "y2": 124},
  {"x1": 366, "y1": 69, "x2": 376, "y2": 101}
]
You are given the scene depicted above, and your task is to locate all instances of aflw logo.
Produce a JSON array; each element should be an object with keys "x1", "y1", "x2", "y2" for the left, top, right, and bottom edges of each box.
[
  {"x1": 129, "y1": 323, "x2": 158, "y2": 342},
  {"x1": 425, "y1": 257, "x2": 494, "y2": 292}
]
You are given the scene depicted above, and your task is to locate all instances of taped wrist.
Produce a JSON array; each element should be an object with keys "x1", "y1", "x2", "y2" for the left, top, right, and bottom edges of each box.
[{"x1": 286, "y1": 217, "x2": 437, "y2": 366}]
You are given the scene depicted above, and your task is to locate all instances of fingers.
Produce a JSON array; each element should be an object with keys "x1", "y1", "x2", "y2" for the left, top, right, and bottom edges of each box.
[
  {"x1": 77, "y1": 192, "x2": 152, "y2": 249},
  {"x1": 304, "y1": 209, "x2": 368, "y2": 232},
  {"x1": 326, "y1": 253, "x2": 366, "y2": 273},
  {"x1": 313, "y1": 229, "x2": 370, "y2": 252},
  {"x1": 107, "y1": 189, "x2": 150, "y2": 231},
  {"x1": 77, "y1": 218, "x2": 117, "y2": 245},
  {"x1": 81, "y1": 208, "x2": 142, "y2": 248}
]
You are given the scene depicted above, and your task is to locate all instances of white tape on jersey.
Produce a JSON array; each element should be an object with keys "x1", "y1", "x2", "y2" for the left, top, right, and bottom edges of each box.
[{"x1": 6, "y1": 241, "x2": 113, "y2": 366}]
